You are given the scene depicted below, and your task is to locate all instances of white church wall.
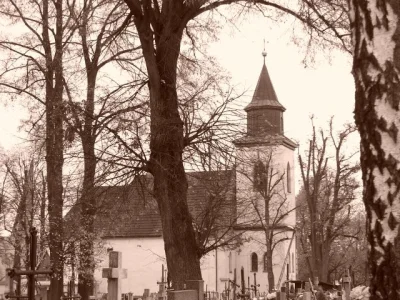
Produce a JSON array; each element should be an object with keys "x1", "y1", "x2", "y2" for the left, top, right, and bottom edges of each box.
[
  {"x1": 94, "y1": 238, "x2": 236, "y2": 296},
  {"x1": 232, "y1": 230, "x2": 296, "y2": 293},
  {"x1": 200, "y1": 249, "x2": 232, "y2": 294},
  {"x1": 94, "y1": 237, "x2": 166, "y2": 295},
  {"x1": 235, "y1": 143, "x2": 296, "y2": 228},
  {"x1": 272, "y1": 144, "x2": 296, "y2": 227}
]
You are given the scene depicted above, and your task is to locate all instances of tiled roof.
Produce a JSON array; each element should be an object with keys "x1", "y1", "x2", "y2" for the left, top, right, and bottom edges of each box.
[
  {"x1": 65, "y1": 170, "x2": 235, "y2": 238},
  {"x1": 245, "y1": 63, "x2": 285, "y2": 112}
]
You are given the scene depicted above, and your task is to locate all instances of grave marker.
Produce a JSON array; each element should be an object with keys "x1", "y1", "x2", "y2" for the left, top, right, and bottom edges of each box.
[
  {"x1": 102, "y1": 251, "x2": 127, "y2": 300},
  {"x1": 157, "y1": 265, "x2": 167, "y2": 300}
]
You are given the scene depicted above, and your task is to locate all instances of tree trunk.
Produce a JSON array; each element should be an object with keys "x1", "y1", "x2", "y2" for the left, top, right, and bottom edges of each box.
[
  {"x1": 265, "y1": 241, "x2": 275, "y2": 292},
  {"x1": 77, "y1": 140, "x2": 96, "y2": 299},
  {"x1": 350, "y1": 0, "x2": 400, "y2": 298},
  {"x1": 133, "y1": 14, "x2": 202, "y2": 288},
  {"x1": 309, "y1": 211, "x2": 318, "y2": 280},
  {"x1": 318, "y1": 242, "x2": 330, "y2": 282},
  {"x1": 264, "y1": 206, "x2": 275, "y2": 292},
  {"x1": 44, "y1": 0, "x2": 64, "y2": 298},
  {"x1": 39, "y1": 173, "x2": 47, "y2": 259},
  {"x1": 77, "y1": 69, "x2": 98, "y2": 300}
]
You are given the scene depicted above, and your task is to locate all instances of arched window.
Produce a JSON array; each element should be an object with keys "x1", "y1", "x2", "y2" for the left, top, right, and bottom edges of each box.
[
  {"x1": 287, "y1": 162, "x2": 291, "y2": 193},
  {"x1": 263, "y1": 253, "x2": 268, "y2": 272},
  {"x1": 229, "y1": 252, "x2": 232, "y2": 273},
  {"x1": 253, "y1": 160, "x2": 266, "y2": 190},
  {"x1": 251, "y1": 253, "x2": 258, "y2": 272}
]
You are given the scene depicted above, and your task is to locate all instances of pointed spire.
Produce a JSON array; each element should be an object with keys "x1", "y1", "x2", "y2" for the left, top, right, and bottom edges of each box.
[{"x1": 245, "y1": 51, "x2": 285, "y2": 112}]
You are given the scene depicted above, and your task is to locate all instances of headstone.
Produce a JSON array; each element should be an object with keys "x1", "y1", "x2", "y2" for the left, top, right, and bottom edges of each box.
[
  {"x1": 143, "y1": 289, "x2": 150, "y2": 300},
  {"x1": 303, "y1": 282, "x2": 311, "y2": 300},
  {"x1": 276, "y1": 286, "x2": 286, "y2": 300},
  {"x1": 186, "y1": 280, "x2": 204, "y2": 300},
  {"x1": 167, "y1": 290, "x2": 197, "y2": 300},
  {"x1": 102, "y1": 251, "x2": 127, "y2": 300},
  {"x1": 36, "y1": 286, "x2": 48, "y2": 300},
  {"x1": 157, "y1": 265, "x2": 167, "y2": 300}
]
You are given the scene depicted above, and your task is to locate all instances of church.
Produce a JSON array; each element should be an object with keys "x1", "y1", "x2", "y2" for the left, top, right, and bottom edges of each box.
[{"x1": 89, "y1": 52, "x2": 298, "y2": 297}]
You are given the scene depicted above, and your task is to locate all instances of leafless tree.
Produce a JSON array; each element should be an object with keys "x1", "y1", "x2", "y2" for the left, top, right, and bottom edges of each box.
[{"x1": 297, "y1": 118, "x2": 360, "y2": 282}]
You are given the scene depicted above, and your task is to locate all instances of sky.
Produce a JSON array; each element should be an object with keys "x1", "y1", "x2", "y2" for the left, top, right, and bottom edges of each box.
[
  {"x1": 208, "y1": 16, "x2": 356, "y2": 144},
  {"x1": 0, "y1": 10, "x2": 360, "y2": 192}
]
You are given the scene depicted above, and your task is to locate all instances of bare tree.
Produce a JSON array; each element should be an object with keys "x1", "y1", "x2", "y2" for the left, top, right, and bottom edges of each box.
[
  {"x1": 64, "y1": 1, "x2": 146, "y2": 298},
  {"x1": 297, "y1": 118, "x2": 360, "y2": 282},
  {"x1": 234, "y1": 147, "x2": 295, "y2": 291},
  {"x1": 0, "y1": 148, "x2": 47, "y2": 295},
  {"x1": 0, "y1": 0, "x2": 74, "y2": 297},
  {"x1": 115, "y1": 0, "x2": 354, "y2": 288}
]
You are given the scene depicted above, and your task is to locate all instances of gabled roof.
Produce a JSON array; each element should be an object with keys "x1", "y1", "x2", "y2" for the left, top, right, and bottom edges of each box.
[
  {"x1": 245, "y1": 62, "x2": 285, "y2": 112},
  {"x1": 65, "y1": 170, "x2": 236, "y2": 239}
]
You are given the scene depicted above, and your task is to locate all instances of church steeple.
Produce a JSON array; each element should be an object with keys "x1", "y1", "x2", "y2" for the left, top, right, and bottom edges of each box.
[{"x1": 245, "y1": 52, "x2": 285, "y2": 136}]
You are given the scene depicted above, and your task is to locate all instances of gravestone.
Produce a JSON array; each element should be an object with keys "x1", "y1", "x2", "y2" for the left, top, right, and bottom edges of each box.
[
  {"x1": 102, "y1": 251, "x2": 127, "y2": 300},
  {"x1": 157, "y1": 265, "x2": 167, "y2": 300},
  {"x1": 303, "y1": 282, "x2": 312, "y2": 300},
  {"x1": 167, "y1": 280, "x2": 204, "y2": 300},
  {"x1": 276, "y1": 286, "x2": 286, "y2": 300}
]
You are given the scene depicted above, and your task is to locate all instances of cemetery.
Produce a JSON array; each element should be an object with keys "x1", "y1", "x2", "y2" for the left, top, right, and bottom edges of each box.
[{"x1": 0, "y1": 0, "x2": 398, "y2": 298}]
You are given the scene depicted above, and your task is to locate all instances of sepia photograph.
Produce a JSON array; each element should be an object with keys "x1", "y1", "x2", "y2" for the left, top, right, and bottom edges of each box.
[{"x1": 0, "y1": 1, "x2": 398, "y2": 300}]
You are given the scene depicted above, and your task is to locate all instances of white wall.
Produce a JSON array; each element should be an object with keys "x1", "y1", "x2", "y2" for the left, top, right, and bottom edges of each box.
[
  {"x1": 94, "y1": 237, "x2": 166, "y2": 295},
  {"x1": 94, "y1": 238, "x2": 233, "y2": 296},
  {"x1": 235, "y1": 142, "x2": 296, "y2": 228},
  {"x1": 231, "y1": 230, "x2": 296, "y2": 294}
]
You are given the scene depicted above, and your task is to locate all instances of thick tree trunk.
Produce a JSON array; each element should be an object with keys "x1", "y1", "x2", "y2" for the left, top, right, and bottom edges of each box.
[
  {"x1": 350, "y1": 0, "x2": 400, "y2": 298},
  {"x1": 150, "y1": 71, "x2": 202, "y2": 289},
  {"x1": 318, "y1": 243, "x2": 330, "y2": 282},
  {"x1": 133, "y1": 13, "x2": 202, "y2": 288},
  {"x1": 39, "y1": 173, "x2": 47, "y2": 258},
  {"x1": 77, "y1": 71, "x2": 97, "y2": 300},
  {"x1": 77, "y1": 156, "x2": 96, "y2": 299},
  {"x1": 44, "y1": 0, "x2": 64, "y2": 298},
  {"x1": 77, "y1": 141, "x2": 96, "y2": 299}
]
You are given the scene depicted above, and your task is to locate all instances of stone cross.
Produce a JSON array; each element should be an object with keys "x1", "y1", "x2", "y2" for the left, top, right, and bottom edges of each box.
[{"x1": 102, "y1": 251, "x2": 127, "y2": 300}]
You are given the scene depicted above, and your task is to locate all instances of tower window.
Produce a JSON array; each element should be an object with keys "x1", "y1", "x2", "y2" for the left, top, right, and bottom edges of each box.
[
  {"x1": 253, "y1": 160, "x2": 267, "y2": 191},
  {"x1": 287, "y1": 162, "x2": 291, "y2": 193},
  {"x1": 251, "y1": 252, "x2": 258, "y2": 272}
]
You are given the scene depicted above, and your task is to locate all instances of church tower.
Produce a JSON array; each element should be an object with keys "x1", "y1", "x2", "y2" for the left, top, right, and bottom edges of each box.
[
  {"x1": 233, "y1": 51, "x2": 298, "y2": 292},
  {"x1": 245, "y1": 51, "x2": 285, "y2": 136}
]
